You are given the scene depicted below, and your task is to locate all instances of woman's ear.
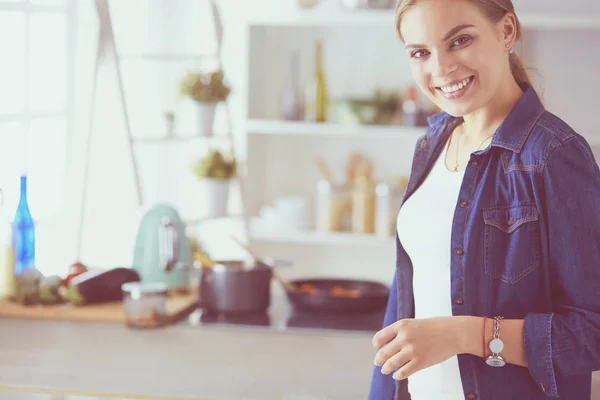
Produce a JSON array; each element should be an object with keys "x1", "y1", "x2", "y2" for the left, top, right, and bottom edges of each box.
[{"x1": 500, "y1": 12, "x2": 518, "y2": 48}]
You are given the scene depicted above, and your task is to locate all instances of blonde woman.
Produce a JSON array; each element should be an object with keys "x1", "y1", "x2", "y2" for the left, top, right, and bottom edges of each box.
[{"x1": 369, "y1": 0, "x2": 600, "y2": 399}]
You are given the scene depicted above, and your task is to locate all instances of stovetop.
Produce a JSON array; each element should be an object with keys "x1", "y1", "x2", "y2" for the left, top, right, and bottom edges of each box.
[{"x1": 185, "y1": 295, "x2": 386, "y2": 334}]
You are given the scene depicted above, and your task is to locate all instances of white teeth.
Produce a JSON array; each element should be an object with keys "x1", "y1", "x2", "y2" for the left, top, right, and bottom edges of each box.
[{"x1": 440, "y1": 77, "x2": 471, "y2": 93}]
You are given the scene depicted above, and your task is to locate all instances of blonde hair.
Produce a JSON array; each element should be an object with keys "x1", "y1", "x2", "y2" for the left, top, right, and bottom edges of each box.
[{"x1": 395, "y1": 0, "x2": 531, "y2": 85}]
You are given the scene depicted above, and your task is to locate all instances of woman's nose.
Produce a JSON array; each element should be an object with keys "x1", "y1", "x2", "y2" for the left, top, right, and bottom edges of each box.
[{"x1": 432, "y1": 52, "x2": 457, "y2": 78}]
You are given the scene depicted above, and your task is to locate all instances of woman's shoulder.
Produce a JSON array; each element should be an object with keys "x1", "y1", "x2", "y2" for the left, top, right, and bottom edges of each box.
[{"x1": 525, "y1": 110, "x2": 598, "y2": 169}]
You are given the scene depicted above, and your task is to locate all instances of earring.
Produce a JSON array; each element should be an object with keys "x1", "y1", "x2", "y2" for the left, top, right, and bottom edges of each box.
[{"x1": 505, "y1": 43, "x2": 514, "y2": 54}]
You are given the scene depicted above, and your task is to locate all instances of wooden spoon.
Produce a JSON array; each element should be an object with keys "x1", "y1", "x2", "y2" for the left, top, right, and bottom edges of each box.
[
  {"x1": 315, "y1": 157, "x2": 334, "y2": 184},
  {"x1": 228, "y1": 236, "x2": 298, "y2": 292}
]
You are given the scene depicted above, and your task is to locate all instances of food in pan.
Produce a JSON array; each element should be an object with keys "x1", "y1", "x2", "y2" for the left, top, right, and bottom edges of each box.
[{"x1": 298, "y1": 283, "x2": 362, "y2": 298}]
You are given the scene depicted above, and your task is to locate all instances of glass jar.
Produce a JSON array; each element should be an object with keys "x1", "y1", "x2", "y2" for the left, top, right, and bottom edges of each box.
[
  {"x1": 375, "y1": 181, "x2": 406, "y2": 237},
  {"x1": 315, "y1": 180, "x2": 351, "y2": 232},
  {"x1": 352, "y1": 178, "x2": 376, "y2": 234},
  {"x1": 122, "y1": 282, "x2": 168, "y2": 329}
]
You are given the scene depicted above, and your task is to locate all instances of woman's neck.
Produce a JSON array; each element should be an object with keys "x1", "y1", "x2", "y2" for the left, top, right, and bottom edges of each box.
[{"x1": 461, "y1": 77, "x2": 524, "y2": 142}]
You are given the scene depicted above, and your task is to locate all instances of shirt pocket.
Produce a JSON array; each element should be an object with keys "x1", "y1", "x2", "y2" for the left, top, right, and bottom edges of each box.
[{"x1": 482, "y1": 204, "x2": 541, "y2": 284}]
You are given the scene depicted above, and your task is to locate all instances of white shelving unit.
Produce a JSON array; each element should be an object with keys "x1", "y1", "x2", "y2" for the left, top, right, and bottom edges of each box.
[{"x1": 236, "y1": 3, "x2": 600, "y2": 283}]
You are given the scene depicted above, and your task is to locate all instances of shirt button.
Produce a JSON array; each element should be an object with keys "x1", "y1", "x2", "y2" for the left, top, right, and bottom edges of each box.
[
  {"x1": 456, "y1": 249, "x2": 464, "y2": 256},
  {"x1": 460, "y1": 201, "x2": 468, "y2": 208},
  {"x1": 455, "y1": 298, "x2": 464, "y2": 305},
  {"x1": 467, "y1": 394, "x2": 476, "y2": 399}
]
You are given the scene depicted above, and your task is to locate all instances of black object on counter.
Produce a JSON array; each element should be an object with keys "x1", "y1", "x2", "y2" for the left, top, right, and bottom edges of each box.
[
  {"x1": 199, "y1": 261, "x2": 273, "y2": 314},
  {"x1": 67, "y1": 267, "x2": 141, "y2": 305},
  {"x1": 284, "y1": 278, "x2": 390, "y2": 314},
  {"x1": 194, "y1": 294, "x2": 386, "y2": 333}
]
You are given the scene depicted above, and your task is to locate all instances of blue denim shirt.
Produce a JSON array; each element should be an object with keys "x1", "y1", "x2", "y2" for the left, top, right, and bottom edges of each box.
[{"x1": 369, "y1": 84, "x2": 600, "y2": 399}]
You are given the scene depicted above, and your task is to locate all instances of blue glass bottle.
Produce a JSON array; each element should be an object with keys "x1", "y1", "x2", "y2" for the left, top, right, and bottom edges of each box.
[{"x1": 13, "y1": 175, "x2": 35, "y2": 274}]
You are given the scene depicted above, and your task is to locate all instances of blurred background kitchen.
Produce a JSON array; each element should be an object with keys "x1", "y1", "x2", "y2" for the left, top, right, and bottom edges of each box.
[{"x1": 0, "y1": 0, "x2": 599, "y2": 399}]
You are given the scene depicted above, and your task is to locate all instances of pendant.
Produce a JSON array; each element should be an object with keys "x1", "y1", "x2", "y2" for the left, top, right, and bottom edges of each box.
[
  {"x1": 486, "y1": 355, "x2": 506, "y2": 367},
  {"x1": 489, "y1": 338, "x2": 504, "y2": 354}
]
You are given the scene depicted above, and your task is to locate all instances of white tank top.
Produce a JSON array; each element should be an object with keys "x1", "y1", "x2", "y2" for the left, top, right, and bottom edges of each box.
[{"x1": 396, "y1": 136, "x2": 466, "y2": 399}]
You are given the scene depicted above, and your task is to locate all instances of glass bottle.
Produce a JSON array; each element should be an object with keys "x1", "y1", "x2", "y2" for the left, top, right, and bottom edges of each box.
[
  {"x1": 13, "y1": 175, "x2": 35, "y2": 275},
  {"x1": 280, "y1": 51, "x2": 304, "y2": 121},
  {"x1": 304, "y1": 41, "x2": 328, "y2": 123}
]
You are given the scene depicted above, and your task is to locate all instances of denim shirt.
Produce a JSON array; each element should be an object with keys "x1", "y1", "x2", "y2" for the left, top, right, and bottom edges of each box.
[{"x1": 369, "y1": 84, "x2": 600, "y2": 399}]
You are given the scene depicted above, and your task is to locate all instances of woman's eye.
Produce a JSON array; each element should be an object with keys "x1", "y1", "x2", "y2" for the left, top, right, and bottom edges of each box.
[
  {"x1": 411, "y1": 50, "x2": 430, "y2": 58},
  {"x1": 452, "y1": 36, "x2": 471, "y2": 46}
]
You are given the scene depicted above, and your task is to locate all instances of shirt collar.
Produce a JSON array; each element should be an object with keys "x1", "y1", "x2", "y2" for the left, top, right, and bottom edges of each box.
[{"x1": 427, "y1": 84, "x2": 545, "y2": 153}]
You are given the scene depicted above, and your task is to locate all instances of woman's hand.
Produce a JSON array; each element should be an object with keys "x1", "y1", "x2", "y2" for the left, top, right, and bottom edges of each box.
[{"x1": 372, "y1": 316, "x2": 472, "y2": 380}]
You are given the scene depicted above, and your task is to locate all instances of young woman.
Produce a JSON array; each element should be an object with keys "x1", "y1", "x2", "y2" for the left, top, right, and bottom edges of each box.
[{"x1": 368, "y1": 0, "x2": 600, "y2": 399}]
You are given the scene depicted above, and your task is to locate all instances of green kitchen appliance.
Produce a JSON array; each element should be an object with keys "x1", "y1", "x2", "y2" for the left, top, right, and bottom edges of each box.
[{"x1": 132, "y1": 204, "x2": 192, "y2": 291}]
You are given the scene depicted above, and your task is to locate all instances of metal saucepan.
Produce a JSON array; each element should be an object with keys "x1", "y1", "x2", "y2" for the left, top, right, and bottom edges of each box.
[
  {"x1": 198, "y1": 258, "x2": 290, "y2": 314},
  {"x1": 283, "y1": 278, "x2": 390, "y2": 314}
]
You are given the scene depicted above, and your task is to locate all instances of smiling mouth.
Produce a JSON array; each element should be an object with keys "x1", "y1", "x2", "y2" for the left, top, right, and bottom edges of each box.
[{"x1": 435, "y1": 76, "x2": 474, "y2": 97}]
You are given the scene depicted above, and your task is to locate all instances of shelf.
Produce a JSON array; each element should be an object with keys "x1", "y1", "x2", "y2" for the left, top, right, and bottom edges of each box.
[
  {"x1": 117, "y1": 53, "x2": 216, "y2": 61},
  {"x1": 246, "y1": 119, "x2": 427, "y2": 139},
  {"x1": 132, "y1": 135, "x2": 231, "y2": 144},
  {"x1": 247, "y1": 9, "x2": 600, "y2": 30},
  {"x1": 250, "y1": 230, "x2": 395, "y2": 247}
]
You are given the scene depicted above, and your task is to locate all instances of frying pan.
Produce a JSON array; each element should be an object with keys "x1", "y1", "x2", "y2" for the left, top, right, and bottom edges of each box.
[{"x1": 284, "y1": 278, "x2": 390, "y2": 314}]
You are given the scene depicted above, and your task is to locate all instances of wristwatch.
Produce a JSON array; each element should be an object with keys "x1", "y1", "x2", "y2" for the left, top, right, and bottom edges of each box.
[{"x1": 486, "y1": 316, "x2": 506, "y2": 367}]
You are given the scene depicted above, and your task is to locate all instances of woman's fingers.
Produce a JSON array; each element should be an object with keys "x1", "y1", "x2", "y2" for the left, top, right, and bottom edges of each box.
[
  {"x1": 372, "y1": 319, "x2": 410, "y2": 348},
  {"x1": 393, "y1": 359, "x2": 418, "y2": 381},
  {"x1": 373, "y1": 337, "x2": 403, "y2": 367},
  {"x1": 372, "y1": 325, "x2": 397, "y2": 349},
  {"x1": 380, "y1": 347, "x2": 412, "y2": 375}
]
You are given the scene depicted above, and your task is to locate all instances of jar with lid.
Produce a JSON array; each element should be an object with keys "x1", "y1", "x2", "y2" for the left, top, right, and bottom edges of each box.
[
  {"x1": 122, "y1": 282, "x2": 169, "y2": 329},
  {"x1": 315, "y1": 180, "x2": 350, "y2": 232},
  {"x1": 375, "y1": 180, "x2": 407, "y2": 237}
]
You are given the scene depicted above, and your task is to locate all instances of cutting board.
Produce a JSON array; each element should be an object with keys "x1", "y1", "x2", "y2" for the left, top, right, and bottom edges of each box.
[{"x1": 0, "y1": 293, "x2": 199, "y2": 324}]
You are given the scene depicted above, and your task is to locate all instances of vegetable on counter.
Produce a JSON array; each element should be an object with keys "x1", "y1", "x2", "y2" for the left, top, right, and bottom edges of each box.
[
  {"x1": 66, "y1": 267, "x2": 141, "y2": 306},
  {"x1": 14, "y1": 268, "x2": 44, "y2": 305},
  {"x1": 38, "y1": 275, "x2": 64, "y2": 304}
]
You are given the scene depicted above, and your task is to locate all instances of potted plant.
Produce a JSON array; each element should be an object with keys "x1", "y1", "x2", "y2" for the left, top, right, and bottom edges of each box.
[
  {"x1": 178, "y1": 69, "x2": 231, "y2": 136},
  {"x1": 190, "y1": 150, "x2": 237, "y2": 217}
]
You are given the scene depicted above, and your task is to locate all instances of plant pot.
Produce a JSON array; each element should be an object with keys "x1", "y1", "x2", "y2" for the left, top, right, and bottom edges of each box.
[
  {"x1": 195, "y1": 102, "x2": 217, "y2": 136},
  {"x1": 198, "y1": 178, "x2": 231, "y2": 217}
]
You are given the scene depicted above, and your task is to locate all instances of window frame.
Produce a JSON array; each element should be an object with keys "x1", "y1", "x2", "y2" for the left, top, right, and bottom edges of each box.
[{"x1": 0, "y1": 0, "x2": 76, "y2": 274}]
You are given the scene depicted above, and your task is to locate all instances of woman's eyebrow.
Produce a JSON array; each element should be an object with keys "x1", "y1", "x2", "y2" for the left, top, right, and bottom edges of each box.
[{"x1": 404, "y1": 24, "x2": 476, "y2": 49}]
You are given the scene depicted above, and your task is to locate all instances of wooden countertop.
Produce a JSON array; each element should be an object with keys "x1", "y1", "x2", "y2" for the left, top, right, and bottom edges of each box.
[{"x1": 0, "y1": 318, "x2": 377, "y2": 400}]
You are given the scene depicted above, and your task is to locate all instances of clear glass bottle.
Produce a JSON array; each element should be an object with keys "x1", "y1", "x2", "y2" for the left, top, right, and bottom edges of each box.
[
  {"x1": 280, "y1": 51, "x2": 304, "y2": 121},
  {"x1": 13, "y1": 175, "x2": 35, "y2": 275}
]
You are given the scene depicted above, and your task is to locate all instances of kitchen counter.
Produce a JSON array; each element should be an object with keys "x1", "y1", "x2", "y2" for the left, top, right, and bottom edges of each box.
[{"x1": 0, "y1": 317, "x2": 377, "y2": 400}]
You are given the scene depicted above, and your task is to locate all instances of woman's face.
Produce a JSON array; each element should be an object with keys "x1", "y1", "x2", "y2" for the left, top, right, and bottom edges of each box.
[{"x1": 400, "y1": 0, "x2": 511, "y2": 117}]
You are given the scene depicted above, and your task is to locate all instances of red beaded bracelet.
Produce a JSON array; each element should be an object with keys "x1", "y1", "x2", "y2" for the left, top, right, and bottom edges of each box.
[{"x1": 482, "y1": 316, "x2": 488, "y2": 358}]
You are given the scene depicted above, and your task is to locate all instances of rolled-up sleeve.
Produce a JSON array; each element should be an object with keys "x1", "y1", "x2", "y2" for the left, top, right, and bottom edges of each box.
[{"x1": 524, "y1": 136, "x2": 600, "y2": 397}]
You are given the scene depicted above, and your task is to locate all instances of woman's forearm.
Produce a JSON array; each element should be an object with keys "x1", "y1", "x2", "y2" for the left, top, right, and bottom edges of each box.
[{"x1": 453, "y1": 316, "x2": 528, "y2": 368}]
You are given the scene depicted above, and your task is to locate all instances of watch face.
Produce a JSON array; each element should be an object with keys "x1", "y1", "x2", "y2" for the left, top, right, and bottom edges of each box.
[{"x1": 486, "y1": 356, "x2": 506, "y2": 368}]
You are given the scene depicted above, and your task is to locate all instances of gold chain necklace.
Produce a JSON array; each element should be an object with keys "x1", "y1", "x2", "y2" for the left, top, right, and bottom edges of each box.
[{"x1": 450, "y1": 124, "x2": 494, "y2": 172}]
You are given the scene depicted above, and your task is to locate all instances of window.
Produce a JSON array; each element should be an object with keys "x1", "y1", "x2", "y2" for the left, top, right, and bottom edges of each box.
[{"x1": 0, "y1": 0, "x2": 73, "y2": 275}]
